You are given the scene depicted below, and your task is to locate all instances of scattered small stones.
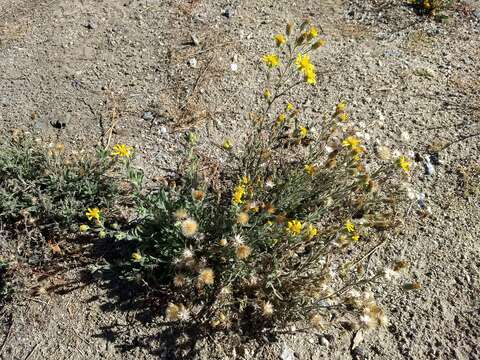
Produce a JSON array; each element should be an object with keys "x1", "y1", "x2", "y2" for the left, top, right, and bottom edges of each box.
[
  {"x1": 222, "y1": 8, "x2": 233, "y2": 18},
  {"x1": 423, "y1": 156, "x2": 435, "y2": 176},
  {"x1": 188, "y1": 58, "x2": 198, "y2": 68},
  {"x1": 83, "y1": 20, "x2": 97, "y2": 30},
  {"x1": 191, "y1": 34, "x2": 200, "y2": 46},
  {"x1": 142, "y1": 111, "x2": 154, "y2": 121},
  {"x1": 280, "y1": 344, "x2": 295, "y2": 360},
  {"x1": 319, "y1": 336, "x2": 330, "y2": 347}
]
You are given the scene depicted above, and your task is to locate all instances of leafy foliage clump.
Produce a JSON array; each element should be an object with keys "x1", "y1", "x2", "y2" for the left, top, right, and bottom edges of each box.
[
  {"x1": 0, "y1": 133, "x2": 126, "y2": 230},
  {"x1": 109, "y1": 21, "x2": 413, "y2": 333}
]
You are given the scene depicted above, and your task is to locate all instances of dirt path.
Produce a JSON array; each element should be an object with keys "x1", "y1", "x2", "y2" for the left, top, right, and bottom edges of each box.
[{"x1": 1, "y1": 0, "x2": 480, "y2": 359}]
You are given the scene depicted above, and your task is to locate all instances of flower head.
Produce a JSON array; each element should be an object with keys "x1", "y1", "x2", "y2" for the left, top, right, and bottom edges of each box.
[
  {"x1": 181, "y1": 218, "x2": 198, "y2": 238},
  {"x1": 263, "y1": 88, "x2": 271, "y2": 98},
  {"x1": 338, "y1": 113, "x2": 348, "y2": 122},
  {"x1": 273, "y1": 34, "x2": 286, "y2": 47},
  {"x1": 312, "y1": 39, "x2": 326, "y2": 49},
  {"x1": 174, "y1": 208, "x2": 188, "y2": 221},
  {"x1": 344, "y1": 220, "x2": 355, "y2": 233},
  {"x1": 262, "y1": 54, "x2": 279, "y2": 68},
  {"x1": 236, "y1": 212, "x2": 249, "y2": 225},
  {"x1": 173, "y1": 275, "x2": 186, "y2": 287},
  {"x1": 307, "y1": 26, "x2": 318, "y2": 39},
  {"x1": 306, "y1": 224, "x2": 318, "y2": 240},
  {"x1": 304, "y1": 164, "x2": 315, "y2": 177},
  {"x1": 397, "y1": 156, "x2": 411, "y2": 173},
  {"x1": 236, "y1": 244, "x2": 252, "y2": 260},
  {"x1": 299, "y1": 126, "x2": 308, "y2": 138},
  {"x1": 131, "y1": 250, "x2": 142, "y2": 262},
  {"x1": 304, "y1": 68, "x2": 316, "y2": 85},
  {"x1": 191, "y1": 189, "x2": 205, "y2": 201},
  {"x1": 232, "y1": 184, "x2": 246, "y2": 205},
  {"x1": 166, "y1": 303, "x2": 180, "y2": 321},
  {"x1": 79, "y1": 224, "x2": 90, "y2": 233},
  {"x1": 198, "y1": 268, "x2": 215, "y2": 286},
  {"x1": 222, "y1": 139, "x2": 232, "y2": 150},
  {"x1": 342, "y1": 136, "x2": 360, "y2": 149},
  {"x1": 336, "y1": 101, "x2": 347, "y2": 113},
  {"x1": 286, "y1": 220, "x2": 302, "y2": 236},
  {"x1": 295, "y1": 54, "x2": 314, "y2": 73},
  {"x1": 261, "y1": 301, "x2": 274, "y2": 316},
  {"x1": 85, "y1": 207, "x2": 100, "y2": 221},
  {"x1": 111, "y1": 144, "x2": 133, "y2": 158},
  {"x1": 286, "y1": 102, "x2": 294, "y2": 111}
]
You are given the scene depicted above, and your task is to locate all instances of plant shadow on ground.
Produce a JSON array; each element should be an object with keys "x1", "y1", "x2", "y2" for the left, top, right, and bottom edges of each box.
[{"x1": 49, "y1": 234, "x2": 275, "y2": 359}]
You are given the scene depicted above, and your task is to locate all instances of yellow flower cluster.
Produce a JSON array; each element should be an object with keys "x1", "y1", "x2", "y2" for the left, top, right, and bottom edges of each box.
[
  {"x1": 342, "y1": 136, "x2": 364, "y2": 160},
  {"x1": 262, "y1": 54, "x2": 279, "y2": 68},
  {"x1": 232, "y1": 184, "x2": 246, "y2": 205},
  {"x1": 85, "y1": 207, "x2": 100, "y2": 221},
  {"x1": 295, "y1": 54, "x2": 316, "y2": 85},
  {"x1": 111, "y1": 144, "x2": 133, "y2": 158},
  {"x1": 397, "y1": 156, "x2": 411, "y2": 173},
  {"x1": 286, "y1": 219, "x2": 302, "y2": 235}
]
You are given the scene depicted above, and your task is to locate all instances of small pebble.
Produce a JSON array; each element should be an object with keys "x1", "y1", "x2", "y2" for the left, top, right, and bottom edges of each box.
[
  {"x1": 142, "y1": 111, "x2": 154, "y2": 121},
  {"x1": 319, "y1": 336, "x2": 330, "y2": 347},
  {"x1": 188, "y1": 58, "x2": 197, "y2": 68},
  {"x1": 222, "y1": 8, "x2": 233, "y2": 18},
  {"x1": 230, "y1": 63, "x2": 238, "y2": 72}
]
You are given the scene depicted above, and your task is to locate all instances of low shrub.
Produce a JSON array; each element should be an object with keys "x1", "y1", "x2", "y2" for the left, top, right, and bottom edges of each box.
[
  {"x1": 109, "y1": 21, "x2": 413, "y2": 332},
  {"x1": 0, "y1": 134, "x2": 138, "y2": 232}
]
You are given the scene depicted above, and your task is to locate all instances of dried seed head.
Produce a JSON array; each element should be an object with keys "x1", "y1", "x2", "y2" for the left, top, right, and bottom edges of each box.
[
  {"x1": 198, "y1": 268, "x2": 215, "y2": 286},
  {"x1": 375, "y1": 145, "x2": 392, "y2": 160},
  {"x1": 219, "y1": 238, "x2": 228, "y2": 247},
  {"x1": 181, "y1": 218, "x2": 198, "y2": 238},
  {"x1": 262, "y1": 301, "x2": 274, "y2": 316},
  {"x1": 235, "y1": 244, "x2": 252, "y2": 259},
  {"x1": 310, "y1": 314, "x2": 325, "y2": 329},
  {"x1": 166, "y1": 303, "x2": 180, "y2": 321},
  {"x1": 174, "y1": 208, "x2": 188, "y2": 220},
  {"x1": 173, "y1": 275, "x2": 186, "y2": 287},
  {"x1": 191, "y1": 189, "x2": 205, "y2": 201},
  {"x1": 236, "y1": 212, "x2": 249, "y2": 225}
]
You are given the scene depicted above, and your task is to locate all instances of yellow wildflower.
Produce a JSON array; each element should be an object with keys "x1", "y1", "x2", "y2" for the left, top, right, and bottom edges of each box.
[
  {"x1": 111, "y1": 144, "x2": 133, "y2": 158},
  {"x1": 222, "y1": 139, "x2": 232, "y2": 150},
  {"x1": 306, "y1": 224, "x2": 318, "y2": 240},
  {"x1": 397, "y1": 156, "x2": 411, "y2": 173},
  {"x1": 336, "y1": 101, "x2": 347, "y2": 113},
  {"x1": 312, "y1": 39, "x2": 326, "y2": 49},
  {"x1": 262, "y1": 54, "x2": 279, "y2": 68},
  {"x1": 275, "y1": 113, "x2": 286, "y2": 126},
  {"x1": 351, "y1": 233, "x2": 360, "y2": 242},
  {"x1": 307, "y1": 26, "x2": 318, "y2": 39},
  {"x1": 342, "y1": 136, "x2": 360, "y2": 149},
  {"x1": 286, "y1": 220, "x2": 302, "y2": 236},
  {"x1": 344, "y1": 221, "x2": 355, "y2": 233},
  {"x1": 131, "y1": 250, "x2": 142, "y2": 262},
  {"x1": 338, "y1": 113, "x2": 349, "y2": 122},
  {"x1": 299, "y1": 126, "x2": 308, "y2": 138},
  {"x1": 304, "y1": 68, "x2": 316, "y2": 85},
  {"x1": 295, "y1": 54, "x2": 314, "y2": 73},
  {"x1": 263, "y1": 88, "x2": 271, "y2": 98},
  {"x1": 232, "y1": 184, "x2": 246, "y2": 205},
  {"x1": 304, "y1": 164, "x2": 315, "y2": 176},
  {"x1": 273, "y1": 34, "x2": 286, "y2": 47},
  {"x1": 286, "y1": 102, "x2": 294, "y2": 111},
  {"x1": 241, "y1": 176, "x2": 250, "y2": 185},
  {"x1": 85, "y1": 207, "x2": 100, "y2": 221}
]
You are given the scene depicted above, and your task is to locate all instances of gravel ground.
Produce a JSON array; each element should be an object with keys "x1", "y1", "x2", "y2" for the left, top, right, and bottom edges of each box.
[{"x1": 1, "y1": 0, "x2": 479, "y2": 359}]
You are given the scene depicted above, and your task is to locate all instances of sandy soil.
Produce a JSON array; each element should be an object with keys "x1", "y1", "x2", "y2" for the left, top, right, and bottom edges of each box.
[{"x1": 1, "y1": 0, "x2": 480, "y2": 359}]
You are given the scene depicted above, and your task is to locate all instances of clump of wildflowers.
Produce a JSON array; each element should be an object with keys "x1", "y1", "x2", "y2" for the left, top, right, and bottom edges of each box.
[{"x1": 115, "y1": 21, "x2": 413, "y2": 336}]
